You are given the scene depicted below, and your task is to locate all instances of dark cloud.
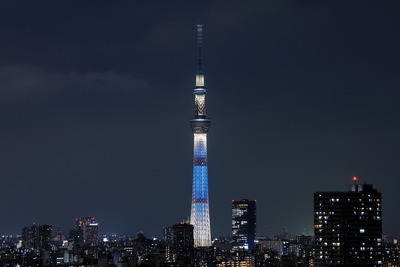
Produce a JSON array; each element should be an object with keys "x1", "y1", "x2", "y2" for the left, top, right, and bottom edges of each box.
[{"x1": 0, "y1": 66, "x2": 147, "y2": 98}]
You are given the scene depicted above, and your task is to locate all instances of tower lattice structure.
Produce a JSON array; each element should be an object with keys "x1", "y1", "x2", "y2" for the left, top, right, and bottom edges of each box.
[{"x1": 189, "y1": 24, "x2": 211, "y2": 247}]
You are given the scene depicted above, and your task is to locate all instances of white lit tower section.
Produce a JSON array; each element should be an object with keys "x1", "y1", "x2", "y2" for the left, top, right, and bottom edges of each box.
[{"x1": 190, "y1": 25, "x2": 211, "y2": 247}]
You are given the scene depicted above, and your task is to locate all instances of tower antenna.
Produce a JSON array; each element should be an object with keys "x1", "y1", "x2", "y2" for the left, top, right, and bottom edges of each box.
[{"x1": 197, "y1": 24, "x2": 203, "y2": 74}]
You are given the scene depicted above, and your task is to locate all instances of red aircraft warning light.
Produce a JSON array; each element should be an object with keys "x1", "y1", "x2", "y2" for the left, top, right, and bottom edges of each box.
[{"x1": 352, "y1": 176, "x2": 358, "y2": 182}]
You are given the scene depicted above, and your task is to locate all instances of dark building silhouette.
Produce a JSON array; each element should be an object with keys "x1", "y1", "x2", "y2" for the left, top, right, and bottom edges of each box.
[
  {"x1": 38, "y1": 224, "x2": 52, "y2": 251},
  {"x1": 75, "y1": 216, "x2": 99, "y2": 247},
  {"x1": 314, "y1": 181, "x2": 382, "y2": 267},
  {"x1": 172, "y1": 221, "x2": 194, "y2": 266},
  {"x1": 173, "y1": 222, "x2": 194, "y2": 255},
  {"x1": 22, "y1": 223, "x2": 52, "y2": 251},
  {"x1": 232, "y1": 199, "x2": 257, "y2": 251},
  {"x1": 21, "y1": 223, "x2": 52, "y2": 265},
  {"x1": 73, "y1": 216, "x2": 99, "y2": 264},
  {"x1": 22, "y1": 224, "x2": 38, "y2": 250}
]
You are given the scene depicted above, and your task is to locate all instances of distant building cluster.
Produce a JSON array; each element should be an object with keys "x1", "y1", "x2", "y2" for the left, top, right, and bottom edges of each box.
[{"x1": 1, "y1": 217, "x2": 100, "y2": 266}]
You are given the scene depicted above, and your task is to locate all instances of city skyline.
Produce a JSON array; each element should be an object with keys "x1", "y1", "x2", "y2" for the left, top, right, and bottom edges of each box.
[{"x1": 0, "y1": 1, "x2": 399, "y2": 237}]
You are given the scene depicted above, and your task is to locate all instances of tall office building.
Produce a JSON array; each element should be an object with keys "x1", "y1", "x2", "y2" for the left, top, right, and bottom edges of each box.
[
  {"x1": 190, "y1": 25, "x2": 212, "y2": 247},
  {"x1": 38, "y1": 224, "x2": 52, "y2": 251},
  {"x1": 314, "y1": 180, "x2": 382, "y2": 267},
  {"x1": 172, "y1": 222, "x2": 194, "y2": 257},
  {"x1": 75, "y1": 216, "x2": 99, "y2": 247},
  {"x1": 85, "y1": 221, "x2": 99, "y2": 247},
  {"x1": 164, "y1": 226, "x2": 174, "y2": 245},
  {"x1": 22, "y1": 224, "x2": 38, "y2": 250},
  {"x1": 22, "y1": 223, "x2": 52, "y2": 252},
  {"x1": 232, "y1": 199, "x2": 257, "y2": 251}
]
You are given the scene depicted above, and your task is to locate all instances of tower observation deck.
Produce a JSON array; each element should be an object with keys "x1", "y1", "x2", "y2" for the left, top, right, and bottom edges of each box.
[{"x1": 189, "y1": 24, "x2": 211, "y2": 247}]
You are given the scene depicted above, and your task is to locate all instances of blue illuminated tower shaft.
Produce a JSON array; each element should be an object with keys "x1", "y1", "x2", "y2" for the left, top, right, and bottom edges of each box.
[{"x1": 189, "y1": 25, "x2": 211, "y2": 247}]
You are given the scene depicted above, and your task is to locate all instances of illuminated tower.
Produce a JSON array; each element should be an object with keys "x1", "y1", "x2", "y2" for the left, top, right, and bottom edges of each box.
[{"x1": 190, "y1": 24, "x2": 211, "y2": 247}]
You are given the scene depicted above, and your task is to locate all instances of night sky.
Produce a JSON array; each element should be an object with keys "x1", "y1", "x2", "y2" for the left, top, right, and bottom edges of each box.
[{"x1": 1, "y1": 1, "x2": 399, "y2": 238}]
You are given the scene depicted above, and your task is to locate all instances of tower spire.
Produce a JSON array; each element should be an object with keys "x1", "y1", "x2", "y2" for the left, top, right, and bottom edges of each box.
[
  {"x1": 195, "y1": 25, "x2": 205, "y2": 89},
  {"x1": 197, "y1": 24, "x2": 203, "y2": 74},
  {"x1": 190, "y1": 24, "x2": 211, "y2": 247}
]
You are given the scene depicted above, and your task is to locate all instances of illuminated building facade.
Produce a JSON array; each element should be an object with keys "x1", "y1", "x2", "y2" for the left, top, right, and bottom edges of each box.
[
  {"x1": 232, "y1": 199, "x2": 257, "y2": 251},
  {"x1": 190, "y1": 24, "x2": 211, "y2": 247},
  {"x1": 314, "y1": 181, "x2": 382, "y2": 267}
]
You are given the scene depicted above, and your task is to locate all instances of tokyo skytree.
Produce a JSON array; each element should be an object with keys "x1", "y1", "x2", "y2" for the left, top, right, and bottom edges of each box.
[{"x1": 189, "y1": 25, "x2": 211, "y2": 247}]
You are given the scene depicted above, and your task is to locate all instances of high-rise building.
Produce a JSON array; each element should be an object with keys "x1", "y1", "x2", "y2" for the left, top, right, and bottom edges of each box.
[
  {"x1": 172, "y1": 222, "x2": 194, "y2": 258},
  {"x1": 22, "y1": 224, "x2": 38, "y2": 250},
  {"x1": 38, "y1": 224, "x2": 52, "y2": 251},
  {"x1": 75, "y1": 216, "x2": 99, "y2": 247},
  {"x1": 314, "y1": 180, "x2": 382, "y2": 267},
  {"x1": 85, "y1": 222, "x2": 99, "y2": 247},
  {"x1": 189, "y1": 24, "x2": 211, "y2": 247},
  {"x1": 232, "y1": 199, "x2": 257, "y2": 251},
  {"x1": 163, "y1": 226, "x2": 174, "y2": 245},
  {"x1": 22, "y1": 223, "x2": 52, "y2": 252}
]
